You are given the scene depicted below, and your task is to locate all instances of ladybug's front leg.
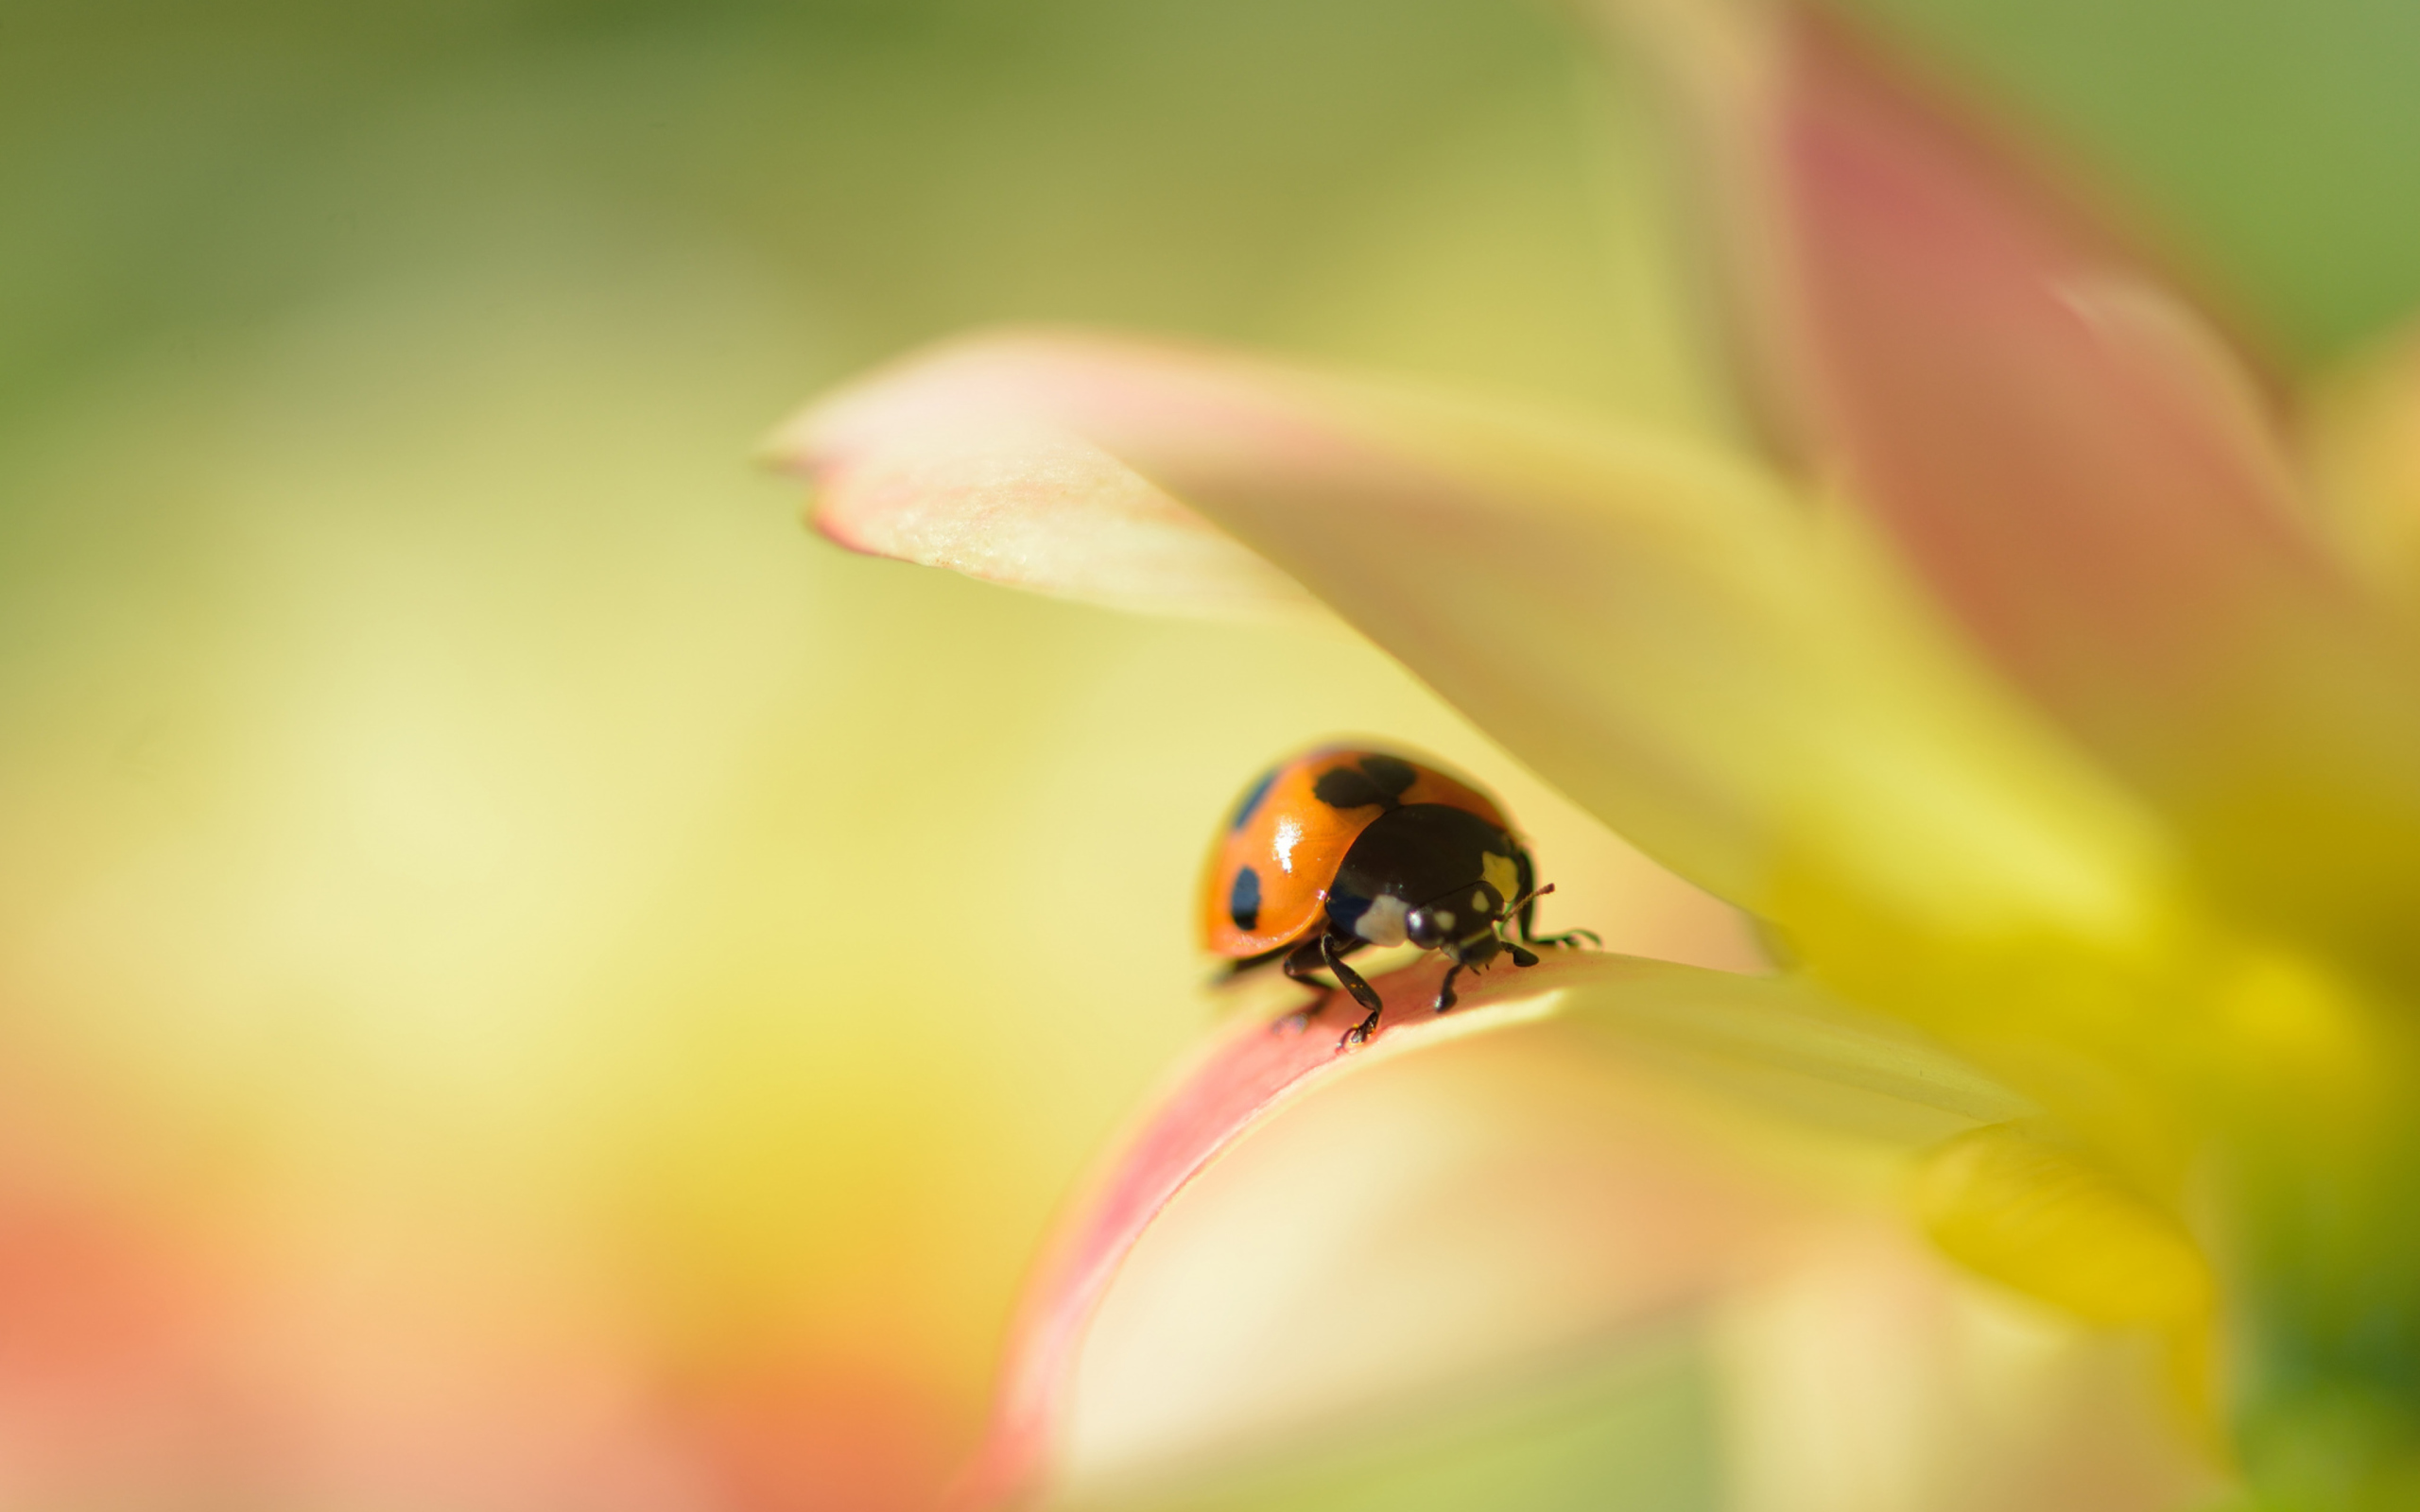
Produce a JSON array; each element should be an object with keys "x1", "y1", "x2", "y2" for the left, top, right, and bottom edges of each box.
[{"x1": 1436, "y1": 934, "x2": 1509, "y2": 1014}]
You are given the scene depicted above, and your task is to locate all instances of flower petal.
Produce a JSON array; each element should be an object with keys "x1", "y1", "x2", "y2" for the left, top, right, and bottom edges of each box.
[
  {"x1": 951, "y1": 952, "x2": 2023, "y2": 1507},
  {"x1": 1658, "y1": 6, "x2": 2420, "y2": 958},
  {"x1": 781, "y1": 364, "x2": 1320, "y2": 619},
  {"x1": 2306, "y1": 320, "x2": 2420, "y2": 602},
  {"x1": 1914, "y1": 1122, "x2": 2213, "y2": 1331},
  {"x1": 1058, "y1": 1025, "x2": 1788, "y2": 1496},
  {"x1": 775, "y1": 331, "x2": 2173, "y2": 955}
]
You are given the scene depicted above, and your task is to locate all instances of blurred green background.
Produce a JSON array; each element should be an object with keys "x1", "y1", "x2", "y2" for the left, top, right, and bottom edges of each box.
[{"x1": 1, "y1": 0, "x2": 2415, "y2": 1506}]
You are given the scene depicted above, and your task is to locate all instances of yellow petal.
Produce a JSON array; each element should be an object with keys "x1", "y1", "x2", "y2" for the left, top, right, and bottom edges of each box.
[
  {"x1": 1914, "y1": 1123, "x2": 2212, "y2": 1330},
  {"x1": 772, "y1": 332, "x2": 2174, "y2": 957}
]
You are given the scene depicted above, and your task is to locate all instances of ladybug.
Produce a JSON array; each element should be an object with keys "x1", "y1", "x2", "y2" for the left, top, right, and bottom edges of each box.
[{"x1": 1201, "y1": 744, "x2": 1596, "y2": 1047}]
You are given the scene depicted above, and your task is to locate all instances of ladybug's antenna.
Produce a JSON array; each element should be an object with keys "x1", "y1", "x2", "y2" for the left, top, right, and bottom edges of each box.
[
  {"x1": 1500, "y1": 882, "x2": 1555, "y2": 917},
  {"x1": 1497, "y1": 880, "x2": 1602, "y2": 953}
]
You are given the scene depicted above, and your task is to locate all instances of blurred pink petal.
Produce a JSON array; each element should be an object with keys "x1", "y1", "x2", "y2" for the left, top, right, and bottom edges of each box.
[
  {"x1": 1717, "y1": 9, "x2": 2420, "y2": 954},
  {"x1": 671, "y1": 1358, "x2": 968, "y2": 1512},
  {"x1": 957, "y1": 951, "x2": 2024, "y2": 1506},
  {"x1": 0, "y1": 1089, "x2": 968, "y2": 1512}
]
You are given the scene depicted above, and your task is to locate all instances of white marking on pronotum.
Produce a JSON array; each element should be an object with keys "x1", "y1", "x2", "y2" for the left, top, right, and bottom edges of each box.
[{"x1": 1354, "y1": 895, "x2": 1410, "y2": 947}]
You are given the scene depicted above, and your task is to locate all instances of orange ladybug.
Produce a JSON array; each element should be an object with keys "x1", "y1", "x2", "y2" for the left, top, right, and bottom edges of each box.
[{"x1": 1201, "y1": 745, "x2": 1595, "y2": 1046}]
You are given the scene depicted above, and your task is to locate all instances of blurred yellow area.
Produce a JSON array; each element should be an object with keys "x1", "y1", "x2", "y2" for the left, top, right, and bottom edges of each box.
[{"x1": 0, "y1": 1, "x2": 1744, "y2": 1503}]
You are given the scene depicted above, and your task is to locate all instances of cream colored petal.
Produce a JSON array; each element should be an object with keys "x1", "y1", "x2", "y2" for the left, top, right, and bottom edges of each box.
[
  {"x1": 1618, "y1": 1, "x2": 2420, "y2": 968},
  {"x1": 774, "y1": 331, "x2": 2175, "y2": 954}
]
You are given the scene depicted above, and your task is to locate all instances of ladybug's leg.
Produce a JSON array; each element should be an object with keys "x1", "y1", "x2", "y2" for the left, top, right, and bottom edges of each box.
[
  {"x1": 1322, "y1": 932, "x2": 1387, "y2": 1048},
  {"x1": 1529, "y1": 926, "x2": 1600, "y2": 950},
  {"x1": 1271, "y1": 936, "x2": 1335, "y2": 1032},
  {"x1": 1435, "y1": 935, "x2": 1508, "y2": 1013}
]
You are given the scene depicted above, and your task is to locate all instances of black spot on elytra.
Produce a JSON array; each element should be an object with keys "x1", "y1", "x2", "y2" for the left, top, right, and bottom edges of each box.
[
  {"x1": 1229, "y1": 768, "x2": 1278, "y2": 832},
  {"x1": 1360, "y1": 755, "x2": 1417, "y2": 796},
  {"x1": 1313, "y1": 754, "x2": 1418, "y2": 811},
  {"x1": 1228, "y1": 866, "x2": 1262, "y2": 932}
]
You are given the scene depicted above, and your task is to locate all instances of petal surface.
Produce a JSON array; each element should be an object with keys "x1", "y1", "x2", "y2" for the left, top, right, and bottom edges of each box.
[
  {"x1": 951, "y1": 952, "x2": 2025, "y2": 1507},
  {"x1": 1651, "y1": 5, "x2": 2420, "y2": 960},
  {"x1": 776, "y1": 332, "x2": 2174, "y2": 959}
]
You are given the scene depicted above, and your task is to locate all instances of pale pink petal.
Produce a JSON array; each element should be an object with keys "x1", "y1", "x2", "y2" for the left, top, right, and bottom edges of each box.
[
  {"x1": 952, "y1": 951, "x2": 2022, "y2": 1506},
  {"x1": 1057, "y1": 1026, "x2": 1808, "y2": 1494},
  {"x1": 1701, "y1": 9, "x2": 2420, "y2": 950},
  {"x1": 776, "y1": 331, "x2": 2172, "y2": 950}
]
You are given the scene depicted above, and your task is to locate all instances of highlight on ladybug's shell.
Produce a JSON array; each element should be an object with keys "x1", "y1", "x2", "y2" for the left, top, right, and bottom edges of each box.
[{"x1": 1201, "y1": 744, "x2": 1599, "y2": 1048}]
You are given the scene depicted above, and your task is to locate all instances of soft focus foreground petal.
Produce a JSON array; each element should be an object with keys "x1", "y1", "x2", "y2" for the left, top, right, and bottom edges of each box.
[
  {"x1": 1720, "y1": 1219, "x2": 2228, "y2": 1512},
  {"x1": 956, "y1": 952, "x2": 2028, "y2": 1507},
  {"x1": 778, "y1": 332, "x2": 2175, "y2": 959},
  {"x1": 1633, "y1": 2, "x2": 2420, "y2": 966}
]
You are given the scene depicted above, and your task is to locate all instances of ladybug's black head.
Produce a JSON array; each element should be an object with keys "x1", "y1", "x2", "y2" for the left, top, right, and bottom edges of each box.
[{"x1": 1402, "y1": 885, "x2": 1508, "y2": 954}]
